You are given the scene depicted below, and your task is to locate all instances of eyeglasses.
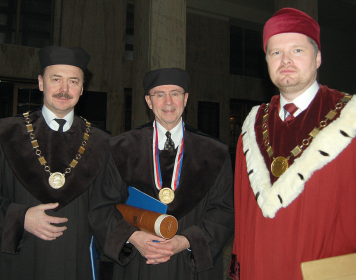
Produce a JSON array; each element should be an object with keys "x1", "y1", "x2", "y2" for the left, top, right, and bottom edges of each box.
[{"x1": 149, "y1": 91, "x2": 184, "y2": 100}]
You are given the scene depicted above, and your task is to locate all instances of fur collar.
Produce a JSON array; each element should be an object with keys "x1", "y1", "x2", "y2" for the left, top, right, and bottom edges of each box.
[
  {"x1": 242, "y1": 95, "x2": 356, "y2": 218},
  {"x1": 0, "y1": 111, "x2": 110, "y2": 211}
]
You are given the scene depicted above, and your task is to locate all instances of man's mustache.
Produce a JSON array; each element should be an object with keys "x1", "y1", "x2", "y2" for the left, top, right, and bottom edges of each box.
[{"x1": 52, "y1": 92, "x2": 73, "y2": 99}]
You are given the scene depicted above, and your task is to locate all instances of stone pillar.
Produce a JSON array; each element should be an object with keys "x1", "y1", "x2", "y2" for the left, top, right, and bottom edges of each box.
[
  {"x1": 56, "y1": 0, "x2": 126, "y2": 136},
  {"x1": 131, "y1": 0, "x2": 187, "y2": 129},
  {"x1": 274, "y1": 0, "x2": 318, "y2": 20}
]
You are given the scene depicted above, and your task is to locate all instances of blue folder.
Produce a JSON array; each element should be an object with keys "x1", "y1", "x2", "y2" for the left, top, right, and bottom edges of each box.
[
  {"x1": 90, "y1": 236, "x2": 99, "y2": 280},
  {"x1": 126, "y1": 186, "x2": 167, "y2": 214}
]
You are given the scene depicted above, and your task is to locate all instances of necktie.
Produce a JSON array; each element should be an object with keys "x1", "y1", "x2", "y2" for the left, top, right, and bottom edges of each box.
[
  {"x1": 284, "y1": 103, "x2": 298, "y2": 122},
  {"x1": 164, "y1": 131, "x2": 175, "y2": 150},
  {"x1": 54, "y1": 119, "x2": 67, "y2": 132}
]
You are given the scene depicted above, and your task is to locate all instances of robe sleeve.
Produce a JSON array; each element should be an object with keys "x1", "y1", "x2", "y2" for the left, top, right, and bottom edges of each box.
[
  {"x1": 180, "y1": 153, "x2": 235, "y2": 273},
  {"x1": 0, "y1": 203, "x2": 29, "y2": 254},
  {"x1": 0, "y1": 146, "x2": 30, "y2": 254},
  {"x1": 88, "y1": 151, "x2": 138, "y2": 265}
]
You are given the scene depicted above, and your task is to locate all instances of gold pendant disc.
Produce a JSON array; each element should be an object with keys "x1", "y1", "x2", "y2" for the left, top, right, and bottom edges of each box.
[
  {"x1": 49, "y1": 172, "x2": 65, "y2": 189},
  {"x1": 271, "y1": 156, "x2": 289, "y2": 177},
  {"x1": 159, "y1": 188, "x2": 175, "y2": 204}
]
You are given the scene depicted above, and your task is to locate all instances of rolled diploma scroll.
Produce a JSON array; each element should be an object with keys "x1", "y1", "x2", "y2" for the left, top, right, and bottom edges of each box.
[{"x1": 116, "y1": 204, "x2": 178, "y2": 239}]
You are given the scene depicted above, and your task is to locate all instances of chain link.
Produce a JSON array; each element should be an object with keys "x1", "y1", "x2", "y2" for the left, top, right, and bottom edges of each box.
[
  {"x1": 23, "y1": 112, "x2": 91, "y2": 177},
  {"x1": 262, "y1": 93, "x2": 351, "y2": 161}
]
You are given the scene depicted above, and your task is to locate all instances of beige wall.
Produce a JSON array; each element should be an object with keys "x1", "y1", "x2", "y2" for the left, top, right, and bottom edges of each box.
[
  {"x1": 2, "y1": 0, "x2": 355, "y2": 142},
  {"x1": 0, "y1": 0, "x2": 127, "y2": 136},
  {"x1": 186, "y1": 12, "x2": 271, "y2": 145},
  {"x1": 186, "y1": 13, "x2": 230, "y2": 144},
  {"x1": 58, "y1": 0, "x2": 126, "y2": 136},
  {"x1": 131, "y1": 0, "x2": 187, "y2": 129},
  {"x1": 0, "y1": 44, "x2": 40, "y2": 80}
]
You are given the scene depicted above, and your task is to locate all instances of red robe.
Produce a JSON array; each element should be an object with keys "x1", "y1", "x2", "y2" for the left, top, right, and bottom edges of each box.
[{"x1": 230, "y1": 85, "x2": 356, "y2": 280}]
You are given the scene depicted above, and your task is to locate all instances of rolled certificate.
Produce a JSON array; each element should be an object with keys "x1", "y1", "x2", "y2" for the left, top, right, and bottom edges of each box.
[{"x1": 116, "y1": 204, "x2": 178, "y2": 239}]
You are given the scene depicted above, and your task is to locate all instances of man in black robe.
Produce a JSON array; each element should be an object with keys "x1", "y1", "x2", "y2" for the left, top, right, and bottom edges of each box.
[
  {"x1": 0, "y1": 46, "x2": 110, "y2": 279},
  {"x1": 89, "y1": 68, "x2": 234, "y2": 279}
]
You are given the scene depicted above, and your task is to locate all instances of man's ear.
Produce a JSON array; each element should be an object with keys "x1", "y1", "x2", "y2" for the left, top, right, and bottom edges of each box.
[
  {"x1": 38, "y1": 75, "x2": 44, "y2": 91},
  {"x1": 184, "y1": 92, "x2": 189, "y2": 107},
  {"x1": 316, "y1": 50, "x2": 322, "y2": 69},
  {"x1": 145, "y1": 95, "x2": 153, "y2": 109}
]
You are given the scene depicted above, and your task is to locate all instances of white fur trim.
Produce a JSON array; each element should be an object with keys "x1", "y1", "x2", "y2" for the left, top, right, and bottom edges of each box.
[{"x1": 242, "y1": 95, "x2": 356, "y2": 218}]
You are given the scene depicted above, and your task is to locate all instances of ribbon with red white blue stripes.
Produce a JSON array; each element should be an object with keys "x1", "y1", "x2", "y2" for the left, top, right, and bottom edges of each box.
[{"x1": 152, "y1": 121, "x2": 184, "y2": 192}]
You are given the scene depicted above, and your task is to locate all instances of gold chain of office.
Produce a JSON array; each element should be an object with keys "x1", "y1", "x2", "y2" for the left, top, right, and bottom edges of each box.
[
  {"x1": 262, "y1": 93, "x2": 352, "y2": 178},
  {"x1": 23, "y1": 112, "x2": 91, "y2": 189}
]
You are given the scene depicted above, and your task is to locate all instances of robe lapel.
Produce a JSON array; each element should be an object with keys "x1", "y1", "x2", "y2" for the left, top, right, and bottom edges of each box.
[
  {"x1": 110, "y1": 124, "x2": 229, "y2": 220},
  {"x1": 0, "y1": 111, "x2": 110, "y2": 211}
]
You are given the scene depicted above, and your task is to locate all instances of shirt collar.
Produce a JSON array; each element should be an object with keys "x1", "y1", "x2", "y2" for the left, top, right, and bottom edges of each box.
[
  {"x1": 41, "y1": 105, "x2": 74, "y2": 132},
  {"x1": 279, "y1": 81, "x2": 319, "y2": 120},
  {"x1": 154, "y1": 119, "x2": 183, "y2": 150}
]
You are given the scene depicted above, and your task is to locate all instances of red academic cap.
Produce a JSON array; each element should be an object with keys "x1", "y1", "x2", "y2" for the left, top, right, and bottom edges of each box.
[{"x1": 263, "y1": 7, "x2": 320, "y2": 53}]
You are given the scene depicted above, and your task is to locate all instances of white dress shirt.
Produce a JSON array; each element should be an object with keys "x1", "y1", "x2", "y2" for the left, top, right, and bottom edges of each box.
[
  {"x1": 279, "y1": 81, "x2": 320, "y2": 121},
  {"x1": 42, "y1": 105, "x2": 74, "y2": 132},
  {"x1": 155, "y1": 119, "x2": 183, "y2": 150}
]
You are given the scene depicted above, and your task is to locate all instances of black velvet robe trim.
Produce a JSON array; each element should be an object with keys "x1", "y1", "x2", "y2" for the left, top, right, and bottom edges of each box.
[
  {"x1": 0, "y1": 111, "x2": 110, "y2": 211},
  {"x1": 181, "y1": 225, "x2": 213, "y2": 273},
  {"x1": 105, "y1": 217, "x2": 138, "y2": 265},
  {"x1": 0, "y1": 195, "x2": 11, "y2": 239},
  {"x1": 110, "y1": 123, "x2": 228, "y2": 220},
  {"x1": 255, "y1": 85, "x2": 344, "y2": 184},
  {"x1": 1, "y1": 203, "x2": 29, "y2": 253}
]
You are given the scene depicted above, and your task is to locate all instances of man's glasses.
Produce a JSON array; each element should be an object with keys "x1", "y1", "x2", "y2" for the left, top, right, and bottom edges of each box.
[{"x1": 149, "y1": 91, "x2": 184, "y2": 100}]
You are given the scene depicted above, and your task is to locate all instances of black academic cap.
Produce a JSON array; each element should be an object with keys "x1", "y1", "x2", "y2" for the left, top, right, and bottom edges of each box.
[
  {"x1": 143, "y1": 68, "x2": 190, "y2": 95},
  {"x1": 38, "y1": 46, "x2": 90, "y2": 71}
]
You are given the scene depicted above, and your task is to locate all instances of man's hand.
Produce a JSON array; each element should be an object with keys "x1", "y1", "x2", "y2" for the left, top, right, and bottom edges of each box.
[
  {"x1": 128, "y1": 231, "x2": 167, "y2": 261},
  {"x1": 24, "y1": 203, "x2": 68, "y2": 241},
  {"x1": 145, "y1": 235, "x2": 190, "y2": 265},
  {"x1": 128, "y1": 231, "x2": 190, "y2": 265}
]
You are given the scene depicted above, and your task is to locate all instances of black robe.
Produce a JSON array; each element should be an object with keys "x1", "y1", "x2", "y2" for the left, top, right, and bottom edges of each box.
[
  {"x1": 0, "y1": 111, "x2": 110, "y2": 280},
  {"x1": 89, "y1": 123, "x2": 234, "y2": 280}
]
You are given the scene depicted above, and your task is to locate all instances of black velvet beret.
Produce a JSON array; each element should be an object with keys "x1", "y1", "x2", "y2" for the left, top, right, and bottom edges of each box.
[
  {"x1": 143, "y1": 68, "x2": 190, "y2": 95},
  {"x1": 38, "y1": 46, "x2": 90, "y2": 71}
]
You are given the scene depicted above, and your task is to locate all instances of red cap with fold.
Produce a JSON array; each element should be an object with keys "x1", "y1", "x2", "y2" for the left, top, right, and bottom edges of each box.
[{"x1": 263, "y1": 8, "x2": 320, "y2": 53}]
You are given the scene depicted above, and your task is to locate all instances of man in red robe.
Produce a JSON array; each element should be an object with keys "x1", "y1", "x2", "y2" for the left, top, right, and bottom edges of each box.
[{"x1": 229, "y1": 8, "x2": 356, "y2": 280}]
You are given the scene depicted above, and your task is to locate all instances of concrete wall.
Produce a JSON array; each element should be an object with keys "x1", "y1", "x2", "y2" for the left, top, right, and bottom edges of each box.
[
  {"x1": 186, "y1": 12, "x2": 272, "y2": 145},
  {"x1": 1, "y1": 0, "x2": 355, "y2": 141},
  {"x1": 0, "y1": 0, "x2": 127, "y2": 136},
  {"x1": 131, "y1": 0, "x2": 187, "y2": 129},
  {"x1": 0, "y1": 44, "x2": 40, "y2": 80},
  {"x1": 57, "y1": 0, "x2": 126, "y2": 136},
  {"x1": 186, "y1": 13, "x2": 230, "y2": 144},
  {"x1": 318, "y1": 0, "x2": 356, "y2": 93}
]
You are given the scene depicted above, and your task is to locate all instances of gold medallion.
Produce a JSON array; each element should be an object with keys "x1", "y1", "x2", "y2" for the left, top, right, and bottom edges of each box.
[
  {"x1": 24, "y1": 113, "x2": 91, "y2": 191},
  {"x1": 271, "y1": 156, "x2": 289, "y2": 177},
  {"x1": 49, "y1": 172, "x2": 65, "y2": 189},
  {"x1": 159, "y1": 188, "x2": 175, "y2": 204}
]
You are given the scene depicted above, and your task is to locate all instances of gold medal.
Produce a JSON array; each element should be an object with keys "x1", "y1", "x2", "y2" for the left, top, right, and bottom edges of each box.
[
  {"x1": 49, "y1": 172, "x2": 65, "y2": 189},
  {"x1": 271, "y1": 156, "x2": 289, "y2": 177},
  {"x1": 261, "y1": 94, "x2": 351, "y2": 178},
  {"x1": 24, "y1": 113, "x2": 92, "y2": 190},
  {"x1": 159, "y1": 188, "x2": 175, "y2": 204}
]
